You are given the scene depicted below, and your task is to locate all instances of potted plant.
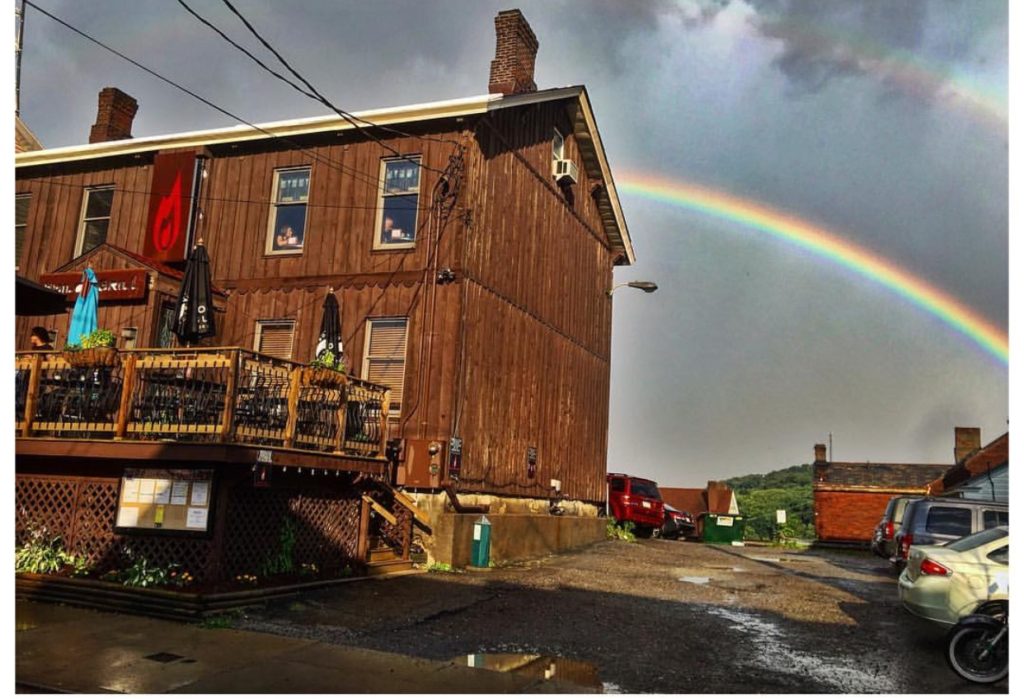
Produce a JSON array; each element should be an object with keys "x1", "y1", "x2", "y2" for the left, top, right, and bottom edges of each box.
[
  {"x1": 64, "y1": 328, "x2": 119, "y2": 367},
  {"x1": 302, "y1": 350, "x2": 347, "y2": 388}
]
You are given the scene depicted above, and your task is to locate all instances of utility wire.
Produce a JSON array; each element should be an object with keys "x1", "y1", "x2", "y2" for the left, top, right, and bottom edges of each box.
[
  {"x1": 217, "y1": 0, "x2": 462, "y2": 153},
  {"x1": 179, "y1": 0, "x2": 443, "y2": 174},
  {"x1": 23, "y1": 0, "x2": 391, "y2": 193}
]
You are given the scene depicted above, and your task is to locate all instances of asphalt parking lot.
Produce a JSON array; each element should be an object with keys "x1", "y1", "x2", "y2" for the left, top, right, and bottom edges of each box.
[{"x1": 229, "y1": 539, "x2": 1007, "y2": 693}]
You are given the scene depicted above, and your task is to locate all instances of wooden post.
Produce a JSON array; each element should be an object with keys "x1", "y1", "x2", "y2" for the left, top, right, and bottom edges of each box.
[
  {"x1": 357, "y1": 496, "x2": 371, "y2": 563},
  {"x1": 334, "y1": 382, "x2": 349, "y2": 453},
  {"x1": 220, "y1": 350, "x2": 239, "y2": 442},
  {"x1": 21, "y1": 354, "x2": 42, "y2": 438},
  {"x1": 282, "y1": 365, "x2": 303, "y2": 449},
  {"x1": 379, "y1": 389, "x2": 391, "y2": 456},
  {"x1": 113, "y1": 353, "x2": 137, "y2": 440}
]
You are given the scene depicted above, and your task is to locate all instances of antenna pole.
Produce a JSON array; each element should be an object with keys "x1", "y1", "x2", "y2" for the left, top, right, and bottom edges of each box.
[
  {"x1": 15, "y1": 0, "x2": 26, "y2": 116},
  {"x1": 828, "y1": 432, "x2": 833, "y2": 462}
]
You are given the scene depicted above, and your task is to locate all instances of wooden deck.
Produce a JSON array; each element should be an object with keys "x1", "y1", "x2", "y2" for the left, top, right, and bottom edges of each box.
[{"x1": 15, "y1": 347, "x2": 392, "y2": 469}]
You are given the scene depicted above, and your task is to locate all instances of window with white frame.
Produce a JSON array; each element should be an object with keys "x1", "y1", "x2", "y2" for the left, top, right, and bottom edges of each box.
[
  {"x1": 254, "y1": 320, "x2": 296, "y2": 360},
  {"x1": 266, "y1": 167, "x2": 310, "y2": 254},
  {"x1": 552, "y1": 128, "x2": 565, "y2": 163},
  {"x1": 362, "y1": 318, "x2": 408, "y2": 417},
  {"x1": 76, "y1": 186, "x2": 114, "y2": 256},
  {"x1": 15, "y1": 194, "x2": 30, "y2": 268},
  {"x1": 376, "y1": 157, "x2": 420, "y2": 248}
]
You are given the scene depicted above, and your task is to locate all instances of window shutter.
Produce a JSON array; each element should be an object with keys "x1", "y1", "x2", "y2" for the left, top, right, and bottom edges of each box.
[
  {"x1": 15, "y1": 195, "x2": 30, "y2": 264},
  {"x1": 365, "y1": 318, "x2": 408, "y2": 413},
  {"x1": 257, "y1": 321, "x2": 295, "y2": 360},
  {"x1": 368, "y1": 320, "x2": 407, "y2": 355}
]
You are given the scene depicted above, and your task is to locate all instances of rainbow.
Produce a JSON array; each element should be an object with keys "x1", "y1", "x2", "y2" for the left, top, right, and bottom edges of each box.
[{"x1": 618, "y1": 173, "x2": 1008, "y2": 365}]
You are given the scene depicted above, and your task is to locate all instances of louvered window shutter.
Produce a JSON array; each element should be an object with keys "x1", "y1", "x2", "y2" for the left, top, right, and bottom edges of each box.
[
  {"x1": 365, "y1": 319, "x2": 407, "y2": 413},
  {"x1": 256, "y1": 321, "x2": 295, "y2": 360}
]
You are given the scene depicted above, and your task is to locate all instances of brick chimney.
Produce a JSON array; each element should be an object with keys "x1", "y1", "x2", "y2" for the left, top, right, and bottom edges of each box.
[
  {"x1": 954, "y1": 427, "x2": 981, "y2": 464},
  {"x1": 488, "y1": 9, "x2": 539, "y2": 95},
  {"x1": 814, "y1": 443, "x2": 828, "y2": 464},
  {"x1": 89, "y1": 87, "x2": 138, "y2": 144}
]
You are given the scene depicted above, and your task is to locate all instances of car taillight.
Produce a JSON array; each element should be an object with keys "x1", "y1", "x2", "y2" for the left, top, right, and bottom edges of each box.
[
  {"x1": 884, "y1": 521, "x2": 894, "y2": 539},
  {"x1": 900, "y1": 533, "x2": 913, "y2": 560},
  {"x1": 919, "y1": 558, "x2": 951, "y2": 576}
]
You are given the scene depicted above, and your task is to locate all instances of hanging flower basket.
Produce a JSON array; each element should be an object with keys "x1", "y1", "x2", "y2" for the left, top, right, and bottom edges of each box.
[
  {"x1": 301, "y1": 366, "x2": 346, "y2": 388},
  {"x1": 64, "y1": 347, "x2": 120, "y2": 368}
]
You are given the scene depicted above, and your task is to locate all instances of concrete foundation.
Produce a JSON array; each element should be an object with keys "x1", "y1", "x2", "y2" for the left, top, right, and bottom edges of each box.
[{"x1": 406, "y1": 491, "x2": 607, "y2": 567}]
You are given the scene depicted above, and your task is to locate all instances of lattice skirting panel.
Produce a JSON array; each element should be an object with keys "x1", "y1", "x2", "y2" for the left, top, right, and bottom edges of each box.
[
  {"x1": 16, "y1": 473, "x2": 366, "y2": 583},
  {"x1": 15, "y1": 474, "x2": 217, "y2": 580},
  {"x1": 222, "y1": 480, "x2": 363, "y2": 578}
]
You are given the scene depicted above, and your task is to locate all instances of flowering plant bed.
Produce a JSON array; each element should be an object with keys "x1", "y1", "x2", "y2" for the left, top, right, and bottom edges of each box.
[
  {"x1": 300, "y1": 366, "x2": 347, "y2": 388},
  {"x1": 63, "y1": 347, "x2": 120, "y2": 367}
]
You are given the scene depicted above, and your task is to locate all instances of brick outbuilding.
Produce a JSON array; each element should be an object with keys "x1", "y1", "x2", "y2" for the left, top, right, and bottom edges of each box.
[{"x1": 812, "y1": 444, "x2": 948, "y2": 544}]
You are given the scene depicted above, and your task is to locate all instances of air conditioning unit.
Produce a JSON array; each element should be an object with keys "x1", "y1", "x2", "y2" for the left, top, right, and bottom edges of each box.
[{"x1": 552, "y1": 158, "x2": 578, "y2": 185}]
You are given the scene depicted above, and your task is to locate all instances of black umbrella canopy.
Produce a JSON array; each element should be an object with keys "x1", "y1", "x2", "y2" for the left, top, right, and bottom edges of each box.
[
  {"x1": 173, "y1": 240, "x2": 216, "y2": 344},
  {"x1": 315, "y1": 289, "x2": 343, "y2": 364}
]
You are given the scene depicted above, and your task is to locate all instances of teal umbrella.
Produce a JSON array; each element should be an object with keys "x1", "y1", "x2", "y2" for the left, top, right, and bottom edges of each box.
[{"x1": 67, "y1": 267, "x2": 99, "y2": 346}]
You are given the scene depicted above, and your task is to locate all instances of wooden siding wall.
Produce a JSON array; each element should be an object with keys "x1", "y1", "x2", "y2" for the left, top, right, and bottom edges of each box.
[
  {"x1": 200, "y1": 133, "x2": 464, "y2": 285},
  {"x1": 218, "y1": 281, "x2": 461, "y2": 441},
  {"x1": 453, "y1": 100, "x2": 615, "y2": 502},
  {"x1": 15, "y1": 157, "x2": 155, "y2": 276}
]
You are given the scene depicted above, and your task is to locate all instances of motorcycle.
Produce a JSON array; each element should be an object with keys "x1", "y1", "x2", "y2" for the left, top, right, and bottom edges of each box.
[{"x1": 945, "y1": 609, "x2": 1008, "y2": 684}]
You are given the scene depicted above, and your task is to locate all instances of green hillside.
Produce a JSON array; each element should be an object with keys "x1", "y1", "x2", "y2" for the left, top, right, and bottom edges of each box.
[{"x1": 725, "y1": 464, "x2": 815, "y2": 540}]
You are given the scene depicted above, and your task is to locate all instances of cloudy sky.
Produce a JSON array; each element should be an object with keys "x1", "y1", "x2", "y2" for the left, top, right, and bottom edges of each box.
[{"x1": 17, "y1": 0, "x2": 1009, "y2": 484}]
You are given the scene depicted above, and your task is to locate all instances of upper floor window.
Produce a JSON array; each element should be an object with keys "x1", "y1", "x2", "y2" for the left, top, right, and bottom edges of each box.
[
  {"x1": 15, "y1": 194, "x2": 30, "y2": 269},
  {"x1": 552, "y1": 128, "x2": 565, "y2": 162},
  {"x1": 362, "y1": 317, "x2": 408, "y2": 418},
  {"x1": 376, "y1": 157, "x2": 420, "y2": 249},
  {"x1": 255, "y1": 319, "x2": 296, "y2": 360},
  {"x1": 76, "y1": 186, "x2": 114, "y2": 257},
  {"x1": 267, "y1": 167, "x2": 310, "y2": 255}
]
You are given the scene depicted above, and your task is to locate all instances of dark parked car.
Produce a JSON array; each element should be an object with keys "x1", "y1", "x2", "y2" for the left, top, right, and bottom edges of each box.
[
  {"x1": 871, "y1": 496, "x2": 917, "y2": 558},
  {"x1": 891, "y1": 496, "x2": 1008, "y2": 570},
  {"x1": 607, "y1": 473, "x2": 664, "y2": 538},
  {"x1": 661, "y1": 504, "x2": 696, "y2": 540}
]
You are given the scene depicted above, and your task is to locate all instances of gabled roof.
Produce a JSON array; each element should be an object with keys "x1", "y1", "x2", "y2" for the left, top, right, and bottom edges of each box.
[
  {"x1": 814, "y1": 462, "x2": 948, "y2": 490},
  {"x1": 15, "y1": 87, "x2": 634, "y2": 264},
  {"x1": 928, "y1": 432, "x2": 1008, "y2": 495},
  {"x1": 660, "y1": 487, "x2": 706, "y2": 515},
  {"x1": 53, "y1": 242, "x2": 226, "y2": 297}
]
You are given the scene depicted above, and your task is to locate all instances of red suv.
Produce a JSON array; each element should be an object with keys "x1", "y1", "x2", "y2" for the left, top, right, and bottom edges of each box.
[{"x1": 607, "y1": 473, "x2": 665, "y2": 538}]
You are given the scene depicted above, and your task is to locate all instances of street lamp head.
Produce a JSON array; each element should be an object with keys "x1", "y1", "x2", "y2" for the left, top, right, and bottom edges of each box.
[
  {"x1": 628, "y1": 281, "x2": 658, "y2": 293},
  {"x1": 607, "y1": 280, "x2": 658, "y2": 296}
]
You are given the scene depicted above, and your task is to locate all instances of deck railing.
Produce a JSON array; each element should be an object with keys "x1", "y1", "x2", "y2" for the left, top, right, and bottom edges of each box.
[{"x1": 15, "y1": 348, "x2": 391, "y2": 459}]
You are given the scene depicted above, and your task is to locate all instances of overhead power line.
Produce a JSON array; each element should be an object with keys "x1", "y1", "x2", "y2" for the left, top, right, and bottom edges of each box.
[
  {"x1": 22, "y1": 0, "x2": 391, "y2": 193},
  {"x1": 175, "y1": 0, "x2": 453, "y2": 176}
]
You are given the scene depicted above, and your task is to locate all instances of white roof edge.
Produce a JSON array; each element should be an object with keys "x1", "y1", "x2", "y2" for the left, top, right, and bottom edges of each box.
[
  {"x1": 576, "y1": 88, "x2": 635, "y2": 265},
  {"x1": 14, "y1": 88, "x2": 583, "y2": 168}
]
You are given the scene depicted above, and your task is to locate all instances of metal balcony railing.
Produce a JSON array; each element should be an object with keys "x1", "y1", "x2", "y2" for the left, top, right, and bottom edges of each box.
[{"x1": 15, "y1": 348, "x2": 392, "y2": 459}]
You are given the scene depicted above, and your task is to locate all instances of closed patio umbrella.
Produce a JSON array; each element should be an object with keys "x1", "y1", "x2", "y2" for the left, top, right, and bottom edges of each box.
[
  {"x1": 315, "y1": 288, "x2": 343, "y2": 364},
  {"x1": 173, "y1": 240, "x2": 216, "y2": 344},
  {"x1": 67, "y1": 267, "x2": 99, "y2": 346}
]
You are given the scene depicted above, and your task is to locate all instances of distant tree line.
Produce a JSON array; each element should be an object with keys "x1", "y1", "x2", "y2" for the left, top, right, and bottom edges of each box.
[{"x1": 725, "y1": 464, "x2": 815, "y2": 541}]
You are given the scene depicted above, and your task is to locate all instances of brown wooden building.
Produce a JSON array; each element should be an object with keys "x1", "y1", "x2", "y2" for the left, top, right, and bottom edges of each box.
[{"x1": 14, "y1": 10, "x2": 633, "y2": 583}]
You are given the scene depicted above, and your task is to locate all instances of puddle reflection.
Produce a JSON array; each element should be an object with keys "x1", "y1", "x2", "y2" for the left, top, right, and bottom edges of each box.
[{"x1": 458, "y1": 652, "x2": 605, "y2": 690}]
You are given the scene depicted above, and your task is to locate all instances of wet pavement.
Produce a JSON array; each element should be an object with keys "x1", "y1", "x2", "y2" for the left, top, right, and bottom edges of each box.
[{"x1": 16, "y1": 540, "x2": 1009, "y2": 693}]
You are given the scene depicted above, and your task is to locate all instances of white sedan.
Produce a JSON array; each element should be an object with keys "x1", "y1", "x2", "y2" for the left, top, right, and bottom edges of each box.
[{"x1": 898, "y1": 526, "x2": 1008, "y2": 626}]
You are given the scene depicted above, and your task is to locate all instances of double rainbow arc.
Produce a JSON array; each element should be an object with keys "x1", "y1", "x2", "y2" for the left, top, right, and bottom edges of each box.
[{"x1": 618, "y1": 173, "x2": 1008, "y2": 365}]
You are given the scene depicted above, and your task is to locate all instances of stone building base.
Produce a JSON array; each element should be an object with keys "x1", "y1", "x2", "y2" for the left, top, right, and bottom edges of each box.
[{"x1": 406, "y1": 492, "x2": 607, "y2": 567}]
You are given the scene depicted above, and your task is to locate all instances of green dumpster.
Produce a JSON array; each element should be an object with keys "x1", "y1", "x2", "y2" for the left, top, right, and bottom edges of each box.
[{"x1": 703, "y1": 513, "x2": 745, "y2": 544}]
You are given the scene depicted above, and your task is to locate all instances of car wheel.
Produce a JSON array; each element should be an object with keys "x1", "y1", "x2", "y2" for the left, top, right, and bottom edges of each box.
[{"x1": 635, "y1": 526, "x2": 654, "y2": 539}]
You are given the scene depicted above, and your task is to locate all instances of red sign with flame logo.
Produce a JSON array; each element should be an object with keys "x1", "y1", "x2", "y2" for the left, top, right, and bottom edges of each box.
[{"x1": 143, "y1": 152, "x2": 197, "y2": 262}]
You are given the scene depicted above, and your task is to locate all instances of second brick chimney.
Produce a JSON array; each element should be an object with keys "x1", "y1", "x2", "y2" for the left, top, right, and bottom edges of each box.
[
  {"x1": 488, "y1": 9, "x2": 539, "y2": 96},
  {"x1": 813, "y1": 443, "x2": 828, "y2": 464},
  {"x1": 954, "y1": 426, "x2": 982, "y2": 464},
  {"x1": 89, "y1": 87, "x2": 138, "y2": 144}
]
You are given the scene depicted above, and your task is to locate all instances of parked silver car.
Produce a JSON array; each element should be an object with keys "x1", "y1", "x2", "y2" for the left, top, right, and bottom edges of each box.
[{"x1": 891, "y1": 497, "x2": 1008, "y2": 570}]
